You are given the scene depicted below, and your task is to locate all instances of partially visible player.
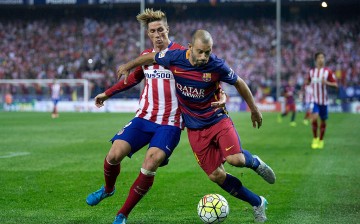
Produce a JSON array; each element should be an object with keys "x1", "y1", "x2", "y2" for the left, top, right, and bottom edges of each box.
[
  {"x1": 85, "y1": 9, "x2": 226, "y2": 224},
  {"x1": 4, "y1": 92, "x2": 13, "y2": 111},
  {"x1": 302, "y1": 84, "x2": 313, "y2": 125},
  {"x1": 306, "y1": 52, "x2": 338, "y2": 149},
  {"x1": 277, "y1": 80, "x2": 297, "y2": 127},
  {"x1": 117, "y1": 30, "x2": 276, "y2": 223},
  {"x1": 51, "y1": 79, "x2": 61, "y2": 118}
]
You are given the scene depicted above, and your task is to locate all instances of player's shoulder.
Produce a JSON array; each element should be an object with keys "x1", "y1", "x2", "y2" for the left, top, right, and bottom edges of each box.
[
  {"x1": 208, "y1": 53, "x2": 228, "y2": 70},
  {"x1": 324, "y1": 67, "x2": 333, "y2": 73},
  {"x1": 162, "y1": 48, "x2": 186, "y2": 59},
  {"x1": 169, "y1": 42, "x2": 186, "y2": 50},
  {"x1": 140, "y1": 48, "x2": 153, "y2": 56}
]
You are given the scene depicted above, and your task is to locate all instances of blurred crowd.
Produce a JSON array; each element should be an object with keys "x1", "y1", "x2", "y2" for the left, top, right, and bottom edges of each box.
[{"x1": 0, "y1": 16, "x2": 359, "y2": 99}]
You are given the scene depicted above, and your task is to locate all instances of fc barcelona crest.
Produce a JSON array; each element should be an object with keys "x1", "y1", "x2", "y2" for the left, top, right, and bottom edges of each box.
[{"x1": 202, "y1": 73, "x2": 212, "y2": 82}]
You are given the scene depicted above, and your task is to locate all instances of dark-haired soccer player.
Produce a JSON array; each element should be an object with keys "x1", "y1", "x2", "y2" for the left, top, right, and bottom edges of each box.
[
  {"x1": 278, "y1": 80, "x2": 297, "y2": 127},
  {"x1": 306, "y1": 52, "x2": 337, "y2": 149},
  {"x1": 117, "y1": 30, "x2": 276, "y2": 223}
]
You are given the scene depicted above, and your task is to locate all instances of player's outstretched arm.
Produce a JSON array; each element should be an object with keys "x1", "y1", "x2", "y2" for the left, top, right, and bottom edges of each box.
[
  {"x1": 322, "y1": 78, "x2": 338, "y2": 88},
  {"x1": 233, "y1": 77, "x2": 263, "y2": 129},
  {"x1": 117, "y1": 52, "x2": 157, "y2": 84},
  {"x1": 94, "y1": 92, "x2": 109, "y2": 108}
]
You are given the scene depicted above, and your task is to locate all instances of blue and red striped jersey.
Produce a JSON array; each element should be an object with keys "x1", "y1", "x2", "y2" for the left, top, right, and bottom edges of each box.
[{"x1": 155, "y1": 49, "x2": 238, "y2": 129}]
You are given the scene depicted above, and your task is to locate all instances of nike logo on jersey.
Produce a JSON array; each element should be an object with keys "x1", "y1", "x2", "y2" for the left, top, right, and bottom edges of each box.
[
  {"x1": 174, "y1": 69, "x2": 188, "y2": 74},
  {"x1": 225, "y1": 145, "x2": 234, "y2": 151}
]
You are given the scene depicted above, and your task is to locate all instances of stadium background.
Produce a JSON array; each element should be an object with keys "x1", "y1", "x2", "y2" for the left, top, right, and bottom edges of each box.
[
  {"x1": 0, "y1": 0, "x2": 359, "y2": 113},
  {"x1": 1, "y1": 1, "x2": 360, "y2": 224}
]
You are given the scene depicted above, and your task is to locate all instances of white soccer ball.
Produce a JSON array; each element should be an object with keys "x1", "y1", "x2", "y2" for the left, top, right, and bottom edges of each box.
[{"x1": 197, "y1": 194, "x2": 229, "y2": 223}]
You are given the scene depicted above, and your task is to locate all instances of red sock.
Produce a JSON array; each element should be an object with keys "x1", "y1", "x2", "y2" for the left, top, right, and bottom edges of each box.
[
  {"x1": 104, "y1": 158, "x2": 120, "y2": 193},
  {"x1": 312, "y1": 120, "x2": 318, "y2": 138},
  {"x1": 320, "y1": 121, "x2": 326, "y2": 140},
  {"x1": 118, "y1": 171, "x2": 155, "y2": 217},
  {"x1": 304, "y1": 111, "x2": 310, "y2": 119}
]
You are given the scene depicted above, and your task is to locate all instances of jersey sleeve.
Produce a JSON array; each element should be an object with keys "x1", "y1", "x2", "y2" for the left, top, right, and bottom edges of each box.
[
  {"x1": 218, "y1": 61, "x2": 238, "y2": 85},
  {"x1": 105, "y1": 66, "x2": 144, "y2": 97},
  {"x1": 327, "y1": 69, "x2": 336, "y2": 82},
  {"x1": 307, "y1": 70, "x2": 312, "y2": 83},
  {"x1": 155, "y1": 49, "x2": 181, "y2": 68}
]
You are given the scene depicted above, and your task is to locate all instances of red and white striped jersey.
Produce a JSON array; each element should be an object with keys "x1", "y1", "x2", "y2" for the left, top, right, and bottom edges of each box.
[
  {"x1": 51, "y1": 83, "x2": 61, "y2": 99},
  {"x1": 307, "y1": 67, "x2": 336, "y2": 105},
  {"x1": 105, "y1": 42, "x2": 185, "y2": 128},
  {"x1": 304, "y1": 84, "x2": 313, "y2": 104}
]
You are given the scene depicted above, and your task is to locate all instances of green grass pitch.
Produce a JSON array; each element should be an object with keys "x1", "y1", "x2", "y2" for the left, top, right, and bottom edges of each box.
[{"x1": 0, "y1": 112, "x2": 359, "y2": 224}]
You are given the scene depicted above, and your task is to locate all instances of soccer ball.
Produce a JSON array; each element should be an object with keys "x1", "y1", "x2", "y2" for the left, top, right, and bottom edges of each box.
[{"x1": 197, "y1": 194, "x2": 229, "y2": 223}]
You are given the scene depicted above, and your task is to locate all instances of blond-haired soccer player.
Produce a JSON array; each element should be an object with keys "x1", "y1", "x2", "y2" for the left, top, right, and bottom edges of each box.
[{"x1": 86, "y1": 9, "x2": 226, "y2": 224}]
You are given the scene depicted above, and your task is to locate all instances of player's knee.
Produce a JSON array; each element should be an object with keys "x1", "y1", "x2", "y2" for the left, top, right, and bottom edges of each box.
[
  {"x1": 143, "y1": 148, "x2": 166, "y2": 171},
  {"x1": 226, "y1": 154, "x2": 245, "y2": 167},
  {"x1": 208, "y1": 168, "x2": 226, "y2": 184},
  {"x1": 107, "y1": 140, "x2": 131, "y2": 164}
]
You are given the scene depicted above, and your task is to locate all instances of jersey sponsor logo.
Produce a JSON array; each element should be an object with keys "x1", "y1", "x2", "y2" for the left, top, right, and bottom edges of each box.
[
  {"x1": 202, "y1": 73, "x2": 212, "y2": 82},
  {"x1": 144, "y1": 70, "x2": 173, "y2": 79},
  {"x1": 176, "y1": 83, "x2": 205, "y2": 98}
]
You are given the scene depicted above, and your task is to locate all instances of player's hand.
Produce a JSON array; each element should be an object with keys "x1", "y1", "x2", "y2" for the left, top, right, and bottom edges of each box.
[
  {"x1": 95, "y1": 92, "x2": 109, "y2": 108},
  {"x1": 251, "y1": 109, "x2": 263, "y2": 129},
  {"x1": 211, "y1": 90, "x2": 227, "y2": 109},
  {"x1": 117, "y1": 65, "x2": 130, "y2": 84}
]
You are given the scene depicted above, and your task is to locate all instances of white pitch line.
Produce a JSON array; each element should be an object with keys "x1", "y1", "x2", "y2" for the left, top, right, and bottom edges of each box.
[{"x1": 0, "y1": 152, "x2": 30, "y2": 159}]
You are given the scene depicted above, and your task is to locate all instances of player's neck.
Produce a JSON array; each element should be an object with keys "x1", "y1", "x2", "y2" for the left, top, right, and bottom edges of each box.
[{"x1": 316, "y1": 65, "x2": 324, "y2": 69}]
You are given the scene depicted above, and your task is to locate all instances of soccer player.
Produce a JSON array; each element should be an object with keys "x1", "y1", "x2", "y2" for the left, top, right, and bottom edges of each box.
[
  {"x1": 277, "y1": 80, "x2": 297, "y2": 127},
  {"x1": 85, "y1": 9, "x2": 226, "y2": 224},
  {"x1": 51, "y1": 79, "x2": 61, "y2": 118},
  {"x1": 306, "y1": 52, "x2": 338, "y2": 149},
  {"x1": 117, "y1": 30, "x2": 276, "y2": 223},
  {"x1": 302, "y1": 84, "x2": 313, "y2": 126}
]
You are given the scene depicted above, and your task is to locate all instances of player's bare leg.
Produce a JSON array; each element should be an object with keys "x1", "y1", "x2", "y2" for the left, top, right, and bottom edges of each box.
[
  {"x1": 114, "y1": 147, "x2": 166, "y2": 223},
  {"x1": 86, "y1": 140, "x2": 131, "y2": 206},
  {"x1": 209, "y1": 165, "x2": 268, "y2": 222},
  {"x1": 226, "y1": 153, "x2": 276, "y2": 184}
]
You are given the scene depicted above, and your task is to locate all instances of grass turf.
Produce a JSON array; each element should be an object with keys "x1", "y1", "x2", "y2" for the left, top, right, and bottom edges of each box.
[{"x1": 0, "y1": 112, "x2": 359, "y2": 224}]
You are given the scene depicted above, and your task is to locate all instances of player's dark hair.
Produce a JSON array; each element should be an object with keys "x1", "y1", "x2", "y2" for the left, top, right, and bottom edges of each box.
[{"x1": 314, "y1": 52, "x2": 325, "y2": 60}]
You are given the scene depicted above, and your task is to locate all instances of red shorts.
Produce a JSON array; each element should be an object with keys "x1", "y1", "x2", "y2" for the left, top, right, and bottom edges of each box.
[
  {"x1": 187, "y1": 117, "x2": 242, "y2": 176},
  {"x1": 286, "y1": 103, "x2": 296, "y2": 112}
]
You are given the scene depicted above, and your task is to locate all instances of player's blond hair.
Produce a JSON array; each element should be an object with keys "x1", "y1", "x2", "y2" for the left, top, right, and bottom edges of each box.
[{"x1": 136, "y1": 8, "x2": 168, "y2": 28}]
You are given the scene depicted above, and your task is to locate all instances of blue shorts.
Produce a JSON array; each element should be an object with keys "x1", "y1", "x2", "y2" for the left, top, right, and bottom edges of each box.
[
  {"x1": 52, "y1": 98, "x2": 59, "y2": 105},
  {"x1": 111, "y1": 117, "x2": 181, "y2": 166},
  {"x1": 312, "y1": 103, "x2": 328, "y2": 120},
  {"x1": 303, "y1": 102, "x2": 313, "y2": 112}
]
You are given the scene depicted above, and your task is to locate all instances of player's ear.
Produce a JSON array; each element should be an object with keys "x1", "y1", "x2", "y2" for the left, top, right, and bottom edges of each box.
[{"x1": 188, "y1": 43, "x2": 192, "y2": 49}]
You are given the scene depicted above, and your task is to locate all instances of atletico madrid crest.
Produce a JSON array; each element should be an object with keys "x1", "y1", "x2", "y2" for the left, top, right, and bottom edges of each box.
[{"x1": 202, "y1": 73, "x2": 212, "y2": 82}]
